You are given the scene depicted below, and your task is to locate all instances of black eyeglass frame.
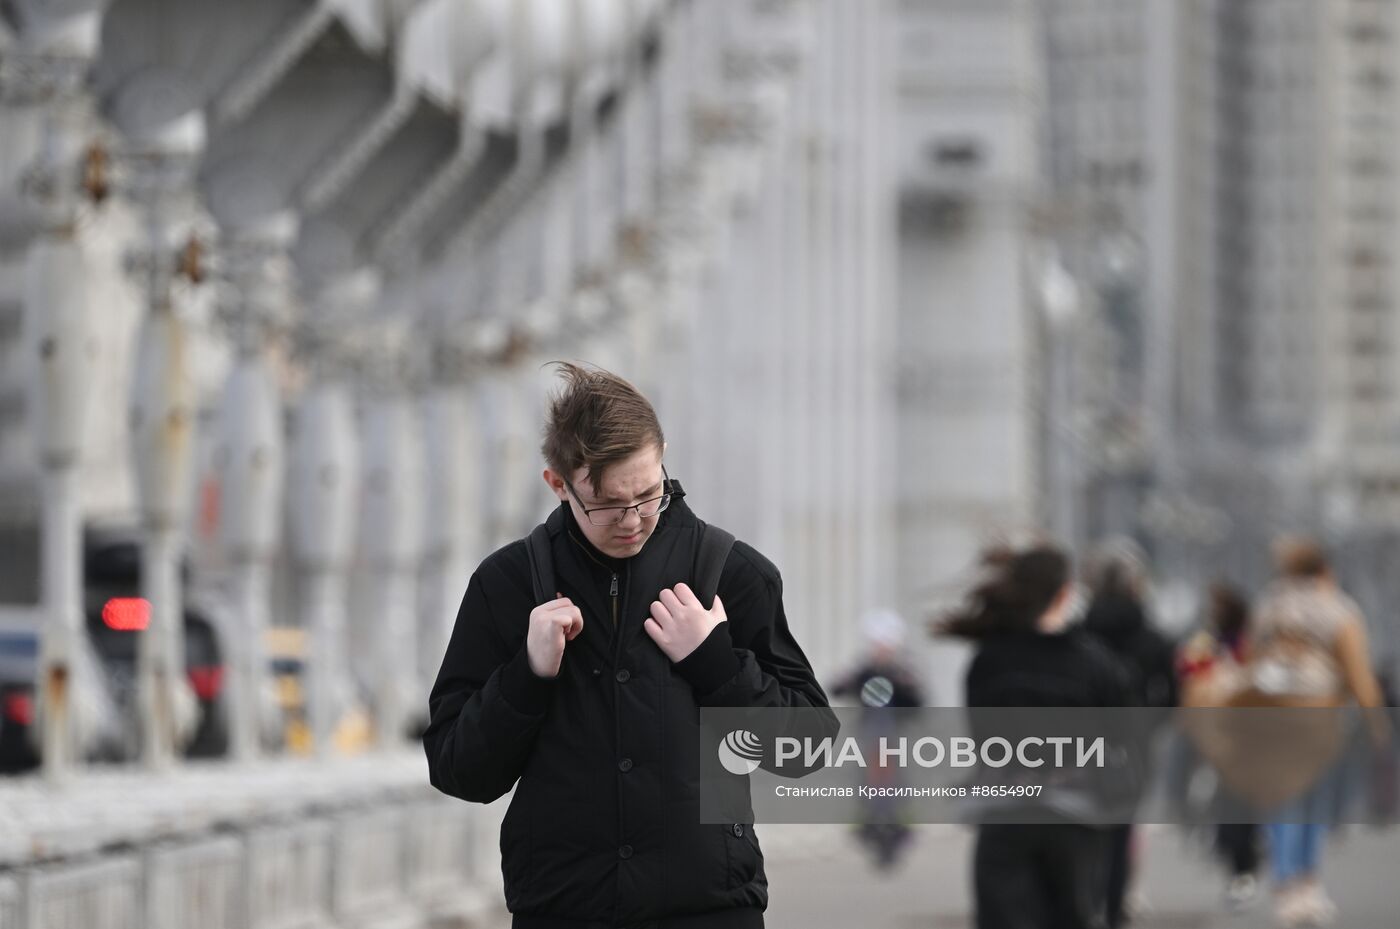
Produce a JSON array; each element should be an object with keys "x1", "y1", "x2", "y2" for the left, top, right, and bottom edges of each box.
[{"x1": 563, "y1": 465, "x2": 675, "y2": 527}]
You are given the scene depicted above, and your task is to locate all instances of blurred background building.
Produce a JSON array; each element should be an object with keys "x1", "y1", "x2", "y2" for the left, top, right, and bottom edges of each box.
[{"x1": 0, "y1": 0, "x2": 1398, "y2": 927}]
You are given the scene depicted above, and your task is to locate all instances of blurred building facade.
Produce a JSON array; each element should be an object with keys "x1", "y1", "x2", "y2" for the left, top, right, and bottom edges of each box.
[
  {"x1": 890, "y1": 0, "x2": 1044, "y2": 700},
  {"x1": 1038, "y1": 0, "x2": 1400, "y2": 654}
]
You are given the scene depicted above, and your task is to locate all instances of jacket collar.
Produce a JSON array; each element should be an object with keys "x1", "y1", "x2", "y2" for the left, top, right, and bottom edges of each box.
[{"x1": 541, "y1": 484, "x2": 701, "y2": 663}]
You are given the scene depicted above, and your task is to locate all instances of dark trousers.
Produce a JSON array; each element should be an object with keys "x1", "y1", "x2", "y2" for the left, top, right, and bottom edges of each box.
[
  {"x1": 1215, "y1": 823, "x2": 1259, "y2": 878},
  {"x1": 975, "y1": 823, "x2": 1110, "y2": 929}
]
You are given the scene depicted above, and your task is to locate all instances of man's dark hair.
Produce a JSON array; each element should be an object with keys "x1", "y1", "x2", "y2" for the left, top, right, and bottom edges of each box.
[
  {"x1": 940, "y1": 544, "x2": 1071, "y2": 639},
  {"x1": 541, "y1": 362, "x2": 665, "y2": 496}
]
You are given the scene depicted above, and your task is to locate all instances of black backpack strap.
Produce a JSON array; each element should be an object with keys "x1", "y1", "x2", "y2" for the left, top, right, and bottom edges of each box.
[
  {"x1": 526, "y1": 523, "x2": 555, "y2": 606},
  {"x1": 693, "y1": 523, "x2": 735, "y2": 609}
]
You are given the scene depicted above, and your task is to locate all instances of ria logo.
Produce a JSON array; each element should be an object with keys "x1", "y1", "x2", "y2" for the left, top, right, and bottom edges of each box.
[{"x1": 718, "y1": 729, "x2": 764, "y2": 776}]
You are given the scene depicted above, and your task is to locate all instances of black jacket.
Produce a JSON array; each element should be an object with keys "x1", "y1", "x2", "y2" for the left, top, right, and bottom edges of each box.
[
  {"x1": 423, "y1": 494, "x2": 832, "y2": 928},
  {"x1": 1083, "y1": 592, "x2": 1179, "y2": 710},
  {"x1": 965, "y1": 628, "x2": 1133, "y2": 709},
  {"x1": 964, "y1": 629, "x2": 1140, "y2": 825}
]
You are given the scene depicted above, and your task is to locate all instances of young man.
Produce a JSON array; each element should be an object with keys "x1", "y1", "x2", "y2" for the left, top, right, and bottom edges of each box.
[{"x1": 423, "y1": 363, "x2": 832, "y2": 929}]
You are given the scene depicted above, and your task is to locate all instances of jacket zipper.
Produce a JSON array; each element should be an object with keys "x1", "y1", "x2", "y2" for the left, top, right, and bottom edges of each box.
[
  {"x1": 609, "y1": 573, "x2": 619, "y2": 631},
  {"x1": 568, "y1": 529, "x2": 622, "y2": 634}
]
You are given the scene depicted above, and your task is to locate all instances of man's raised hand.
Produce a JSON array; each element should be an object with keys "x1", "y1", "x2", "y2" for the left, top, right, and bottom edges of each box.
[
  {"x1": 644, "y1": 583, "x2": 727, "y2": 663},
  {"x1": 527, "y1": 594, "x2": 584, "y2": 678}
]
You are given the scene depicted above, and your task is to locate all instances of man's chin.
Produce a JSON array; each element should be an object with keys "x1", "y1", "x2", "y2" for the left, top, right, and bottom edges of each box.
[{"x1": 605, "y1": 533, "x2": 647, "y2": 557}]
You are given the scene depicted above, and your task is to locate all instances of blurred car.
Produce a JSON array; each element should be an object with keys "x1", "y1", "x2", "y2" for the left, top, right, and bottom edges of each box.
[
  {"x1": 0, "y1": 526, "x2": 231, "y2": 773},
  {"x1": 0, "y1": 607, "x2": 40, "y2": 774},
  {"x1": 82, "y1": 526, "x2": 230, "y2": 761}
]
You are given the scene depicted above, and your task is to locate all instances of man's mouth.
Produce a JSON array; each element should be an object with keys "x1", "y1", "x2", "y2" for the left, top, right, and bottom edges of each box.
[{"x1": 615, "y1": 533, "x2": 641, "y2": 545}]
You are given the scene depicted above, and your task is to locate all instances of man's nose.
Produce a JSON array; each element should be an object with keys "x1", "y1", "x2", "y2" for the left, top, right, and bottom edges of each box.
[{"x1": 618, "y1": 507, "x2": 644, "y2": 531}]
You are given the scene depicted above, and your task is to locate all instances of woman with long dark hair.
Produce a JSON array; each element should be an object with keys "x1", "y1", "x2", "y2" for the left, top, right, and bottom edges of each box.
[{"x1": 942, "y1": 543, "x2": 1132, "y2": 929}]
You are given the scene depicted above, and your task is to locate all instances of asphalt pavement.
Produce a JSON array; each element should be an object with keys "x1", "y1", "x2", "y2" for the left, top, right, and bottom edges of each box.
[{"x1": 761, "y1": 823, "x2": 1400, "y2": 929}]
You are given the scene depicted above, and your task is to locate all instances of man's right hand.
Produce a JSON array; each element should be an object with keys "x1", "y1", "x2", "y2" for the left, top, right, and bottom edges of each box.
[{"x1": 527, "y1": 594, "x2": 584, "y2": 678}]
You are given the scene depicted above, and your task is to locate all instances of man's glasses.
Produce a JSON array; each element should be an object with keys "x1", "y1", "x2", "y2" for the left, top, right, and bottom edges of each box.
[{"x1": 564, "y1": 476, "x2": 672, "y2": 527}]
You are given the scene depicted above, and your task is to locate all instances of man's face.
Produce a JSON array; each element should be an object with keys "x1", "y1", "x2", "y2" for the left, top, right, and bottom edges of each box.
[{"x1": 544, "y1": 444, "x2": 666, "y2": 560}]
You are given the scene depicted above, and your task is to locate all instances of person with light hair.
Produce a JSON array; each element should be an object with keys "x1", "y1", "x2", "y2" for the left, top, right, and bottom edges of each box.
[{"x1": 1250, "y1": 536, "x2": 1389, "y2": 928}]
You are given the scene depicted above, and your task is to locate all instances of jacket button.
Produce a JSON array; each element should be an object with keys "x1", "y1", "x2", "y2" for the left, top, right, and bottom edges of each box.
[
  {"x1": 618, "y1": 845, "x2": 633, "y2": 859},
  {"x1": 615, "y1": 669, "x2": 631, "y2": 683},
  {"x1": 619, "y1": 758, "x2": 633, "y2": 772},
  {"x1": 732, "y1": 823, "x2": 744, "y2": 837}
]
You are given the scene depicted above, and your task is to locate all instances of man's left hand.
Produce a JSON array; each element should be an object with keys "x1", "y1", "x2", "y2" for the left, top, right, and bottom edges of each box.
[{"x1": 645, "y1": 583, "x2": 727, "y2": 662}]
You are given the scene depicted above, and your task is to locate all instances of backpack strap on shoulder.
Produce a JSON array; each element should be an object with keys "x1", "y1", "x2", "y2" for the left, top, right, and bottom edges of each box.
[
  {"x1": 693, "y1": 523, "x2": 735, "y2": 609},
  {"x1": 526, "y1": 523, "x2": 555, "y2": 606}
]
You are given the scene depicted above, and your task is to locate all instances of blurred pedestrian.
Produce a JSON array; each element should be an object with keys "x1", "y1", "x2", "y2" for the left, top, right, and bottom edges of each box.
[
  {"x1": 1081, "y1": 539, "x2": 1178, "y2": 928},
  {"x1": 1249, "y1": 537, "x2": 1391, "y2": 928},
  {"x1": 830, "y1": 610, "x2": 925, "y2": 871},
  {"x1": 422, "y1": 363, "x2": 835, "y2": 929},
  {"x1": 1177, "y1": 583, "x2": 1261, "y2": 910},
  {"x1": 942, "y1": 543, "x2": 1132, "y2": 929}
]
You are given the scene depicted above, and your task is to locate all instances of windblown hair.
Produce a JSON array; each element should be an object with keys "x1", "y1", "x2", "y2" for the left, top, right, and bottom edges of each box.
[
  {"x1": 541, "y1": 362, "x2": 665, "y2": 496},
  {"x1": 939, "y1": 543, "x2": 1072, "y2": 640}
]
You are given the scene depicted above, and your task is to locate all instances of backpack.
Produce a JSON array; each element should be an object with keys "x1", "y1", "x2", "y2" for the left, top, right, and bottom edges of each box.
[{"x1": 525, "y1": 481, "x2": 735, "y2": 609}]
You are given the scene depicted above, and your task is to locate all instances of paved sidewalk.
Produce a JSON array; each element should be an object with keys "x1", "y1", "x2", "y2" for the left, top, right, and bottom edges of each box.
[{"x1": 762, "y1": 823, "x2": 1400, "y2": 929}]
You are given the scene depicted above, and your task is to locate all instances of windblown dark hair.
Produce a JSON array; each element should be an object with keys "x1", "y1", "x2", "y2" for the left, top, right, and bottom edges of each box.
[
  {"x1": 541, "y1": 362, "x2": 665, "y2": 496},
  {"x1": 1207, "y1": 582, "x2": 1250, "y2": 644},
  {"x1": 939, "y1": 544, "x2": 1072, "y2": 640}
]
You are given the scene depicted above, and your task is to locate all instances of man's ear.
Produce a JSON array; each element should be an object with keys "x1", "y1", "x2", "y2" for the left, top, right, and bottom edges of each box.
[{"x1": 543, "y1": 468, "x2": 568, "y2": 501}]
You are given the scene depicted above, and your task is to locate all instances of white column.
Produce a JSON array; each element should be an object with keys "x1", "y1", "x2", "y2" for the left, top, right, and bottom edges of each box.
[
  {"x1": 121, "y1": 92, "x2": 208, "y2": 769},
  {"x1": 29, "y1": 241, "x2": 95, "y2": 781},
  {"x1": 361, "y1": 392, "x2": 425, "y2": 748},
  {"x1": 419, "y1": 385, "x2": 476, "y2": 692},
  {"x1": 781, "y1": 0, "x2": 816, "y2": 664},
  {"x1": 290, "y1": 368, "x2": 360, "y2": 755},
  {"x1": 130, "y1": 299, "x2": 199, "y2": 769},
  {"x1": 14, "y1": 4, "x2": 106, "y2": 783},
  {"x1": 215, "y1": 346, "x2": 284, "y2": 761},
  {"x1": 752, "y1": 69, "x2": 789, "y2": 567},
  {"x1": 856, "y1": 0, "x2": 899, "y2": 638}
]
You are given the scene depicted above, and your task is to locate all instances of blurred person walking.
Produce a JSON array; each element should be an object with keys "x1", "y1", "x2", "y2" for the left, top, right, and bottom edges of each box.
[
  {"x1": 1081, "y1": 540, "x2": 1178, "y2": 927},
  {"x1": 1247, "y1": 537, "x2": 1390, "y2": 928},
  {"x1": 942, "y1": 543, "x2": 1132, "y2": 929},
  {"x1": 1176, "y1": 583, "x2": 1261, "y2": 910},
  {"x1": 422, "y1": 363, "x2": 834, "y2": 929},
  {"x1": 829, "y1": 609, "x2": 925, "y2": 871}
]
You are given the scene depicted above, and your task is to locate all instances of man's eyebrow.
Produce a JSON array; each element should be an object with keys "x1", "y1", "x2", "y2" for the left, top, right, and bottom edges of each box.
[{"x1": 596, "y1": 481, "x2": 664, "y2": 504}]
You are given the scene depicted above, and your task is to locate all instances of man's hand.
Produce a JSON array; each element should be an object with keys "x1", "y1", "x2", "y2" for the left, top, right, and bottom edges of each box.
[
  {"x1": 644, "y1": 583, "x2": 726, "y2": 663},
  {"x1": 527, "y1": 594, "x2": 584, "y2": 678}
]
